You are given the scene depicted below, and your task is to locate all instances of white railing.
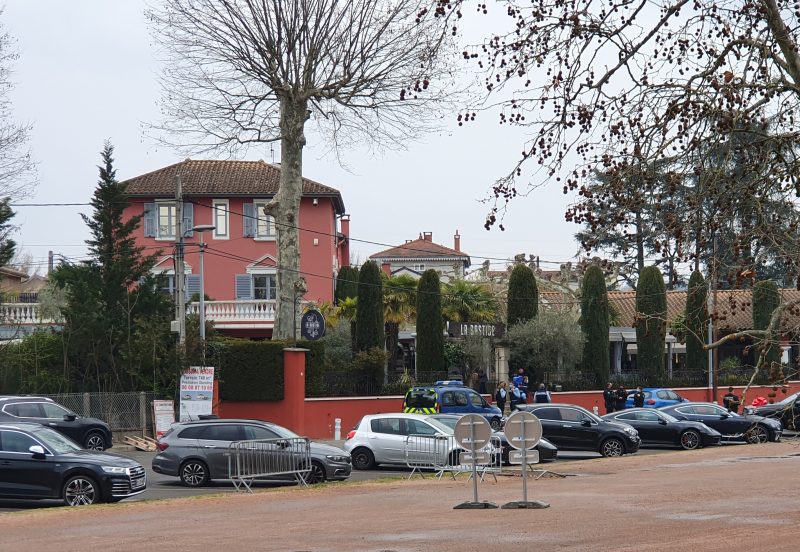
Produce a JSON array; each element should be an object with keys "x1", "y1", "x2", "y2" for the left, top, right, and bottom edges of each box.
[
  {"x1": 187, "y1": 299, "x2": 276, "y2": 323},
  {"x1": 0, "y1": 303, "x2": 57, "y2": 325}
]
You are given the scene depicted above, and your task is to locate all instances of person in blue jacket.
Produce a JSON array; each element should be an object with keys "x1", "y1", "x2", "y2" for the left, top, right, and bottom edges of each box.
[{"x1": 533, "y1": 383, "x2": 552, "y2": 403}]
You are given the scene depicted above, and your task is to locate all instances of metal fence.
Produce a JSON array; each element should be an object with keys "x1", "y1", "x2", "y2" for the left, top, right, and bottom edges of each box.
[
  {"x1": 404, "y1": 433, "x2": 501, "y2": 481},
  {"x1": 308, "y1": 370, "x2": 452, "y2": 398},
  {"x1": 40, "y1": 392, "x2": 156, "y2": 432},
  {"x1": 227, "y1": 437, "x2": 311, "y2": 492},
  {"x1": 547, "y1": 368, "x2": 772, "y2": 391}
]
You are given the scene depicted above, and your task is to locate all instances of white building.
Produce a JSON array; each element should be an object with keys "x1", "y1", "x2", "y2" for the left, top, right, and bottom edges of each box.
[{"x1": 370, "y1": 231, "x2": 470, "y2": 282}]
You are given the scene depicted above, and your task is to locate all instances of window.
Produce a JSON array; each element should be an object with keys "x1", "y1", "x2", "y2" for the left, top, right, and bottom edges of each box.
[
  {"x1": 666, "y1": 391, "x2": 681, "y2": 401},
  {"x1": 41, "y1": 403, "x2": 71, "y2": 419},
  {"x1": 634, "y1": 411, "x2": 660, "y2": 422},
  {"x1": 243, "y1": 425, "x2": 279, "y2": 440},
  {"x1": 3, "y1": 403, "x2": 43, "y2": 418},
  {"x1": 213, "y1": 200, "x2": 229, "y2": 239},
  {"x1": 254, "y1": 201, "x2": 275, "y2": 239},
  {"x1": 675, "y1": 406, "x2": 695, "y2": 415},
  {"x1": 560, "y1": 408, "x2": 590, "y2": 423},
  {"x1": 453, "y1": 391, "x2": 469, "y2": 406},
  {"x1": 178, "y1": 426, "x2": 207, "y2": 440},
  {"x1": 532, "y1": 407, "x2": 561, "y2": 421},
  {"x1": 253, "y1": 274, "x2": 277, "y2": 300},
  {"x1": 468, "y1": 391, "x2": 485, "y2": 407},
  {"x1": 371, "y1": 418, "x2": 402, "y2": 435},
  {"x1": 413, "y1": 264, "x2": 425, "y2": 271},
  {"x1": 616, "y1": 412, "x2": 637, "y2": 421},
  {"x1": 200, "y1": 424, "x2": 244, "y2": 442},
  {"x1": 406, "y1": 419, "x2": 437, "y2": 436},
  {"x1": 0, "y1": 431, "x2": 39, "y2": 453},
  {"x1": 657, "y1": 391, "x2": 669, "y2": 399},
  {"x1": 157, "y1": 202, "x2": 177, "y2": 239}
]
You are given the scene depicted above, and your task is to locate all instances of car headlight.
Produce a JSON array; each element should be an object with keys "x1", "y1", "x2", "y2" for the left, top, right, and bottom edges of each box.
[
  {"x1": 325, "y1": 455, "x2": 349, "y2": 463},
  {"x1": 101, "y1": 466, "x2": 131, "y2": 475}
]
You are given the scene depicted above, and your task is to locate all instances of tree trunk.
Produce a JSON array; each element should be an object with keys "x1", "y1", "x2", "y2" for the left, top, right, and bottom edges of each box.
[{"x1": 268, "y1": 95, "x2": 308, "y2": 340}]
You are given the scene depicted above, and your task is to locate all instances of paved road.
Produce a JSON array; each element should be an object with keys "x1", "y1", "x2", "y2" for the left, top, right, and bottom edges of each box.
[{"x1": 0, "y1": 445, "x2": 677, "y2": 513}]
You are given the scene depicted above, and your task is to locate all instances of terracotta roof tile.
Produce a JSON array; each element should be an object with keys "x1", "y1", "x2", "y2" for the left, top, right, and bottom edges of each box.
[
  {"x1": 122, "y1": 159, "x2": 344, "y2": 212},
  {"x1": 370, "y1": 238, "x2": 469, "y2": 260}
]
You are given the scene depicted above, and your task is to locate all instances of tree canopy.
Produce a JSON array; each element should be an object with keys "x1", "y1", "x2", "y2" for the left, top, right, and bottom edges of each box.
[
  {"x1": 580, "y1": 265, "x2": 609, "y2": 385},
  {"x1": 416, "y1": 269, "x2": 445, "y2": 373},
  {"x1": 507, "y1": 264, "x2": 538, "y2": 327},
  {"x1": 635, "y1": 266, "x2": 667, "y2": 381}
]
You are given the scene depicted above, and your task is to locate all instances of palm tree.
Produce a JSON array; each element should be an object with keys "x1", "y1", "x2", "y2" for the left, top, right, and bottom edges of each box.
[
  {"x1": 442, "y1": 279, "x2": 499, "y2": 324},
  {"x1": 383, "y1": 275, "x2": 418, "y2": 372}
]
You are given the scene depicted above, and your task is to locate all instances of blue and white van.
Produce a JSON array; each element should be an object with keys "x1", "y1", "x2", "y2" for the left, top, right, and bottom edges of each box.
[{"x1": 402, "y1": 380, "x2": 504, "y2": 430}]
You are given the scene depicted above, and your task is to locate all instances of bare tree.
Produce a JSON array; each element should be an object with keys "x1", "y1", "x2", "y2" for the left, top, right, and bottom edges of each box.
[{"x1": 148, "y1": 0, "x2": 456, "y2": 338}]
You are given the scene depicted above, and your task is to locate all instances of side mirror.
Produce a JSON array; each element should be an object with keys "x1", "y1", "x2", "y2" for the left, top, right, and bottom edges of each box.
[
  {"x1": 720, "y1": 413, "x2": 729, "y2": 419},
  {"x1": 658, "y1": 419, "x2": 668, "y2": 425},
  {"x1": 29, "y1": 445, "x2": 46, "y2": 459},
  {"x1": 63, "y1": 414, "x2": 77, "y2": 422},
  {"x1": 580, "y1": 419, "x2": 592, "y2": 427}
]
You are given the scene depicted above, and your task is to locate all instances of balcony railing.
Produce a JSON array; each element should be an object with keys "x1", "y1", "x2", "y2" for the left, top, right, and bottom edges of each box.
[
  {"x1": 187, "y1": 299, "x2": 276, "y2": 325},
  {"x1": 0, "y1": 303, "x2": 56, "y2": 325}
]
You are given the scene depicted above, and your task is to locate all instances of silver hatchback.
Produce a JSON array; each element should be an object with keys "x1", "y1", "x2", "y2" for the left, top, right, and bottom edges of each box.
[{"x1": 152, "y1": 419, "x2": 351, "y2": 486}]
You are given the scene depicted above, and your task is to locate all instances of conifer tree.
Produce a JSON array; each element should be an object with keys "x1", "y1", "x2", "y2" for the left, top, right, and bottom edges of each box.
[
  {"x1": 580, "y1": 265, "x2": 609, "y2": 384},
  {"x1": 685, "y1": 271, "x2": 708, "y2": 371},
  {"x1": 507, "y1": 264, "x2": 538, "y2": 327},
  {"x1": 355, "y1": 261, "x2": 383, "y2": 351},
  {"x1": 753, "y1": 280, "x2": 781, "y2": 375},
  {"x1": 416, "y1": 269, "x2": 444, "y2": 372},
  {"x1": 635, "y1": 266, "x2": 667, "y2": 380}
]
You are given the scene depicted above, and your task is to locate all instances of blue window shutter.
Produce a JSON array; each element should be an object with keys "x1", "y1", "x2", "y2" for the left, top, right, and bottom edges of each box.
[
  {"x1": 235, "y1": 274, "x2": 252, "y2": 299},
  {"x1": 243, "y1": 203, "x2": 255, "y2": 237},
  {"x1": 186, "y1": 274, "x2": 201, "y2": 300},
  {"x1": 144, "y1": 203, "x2": 156, "y2": 237},
  {"x1": 183, "y1": 202, "x2": 194, "y2": 236}
]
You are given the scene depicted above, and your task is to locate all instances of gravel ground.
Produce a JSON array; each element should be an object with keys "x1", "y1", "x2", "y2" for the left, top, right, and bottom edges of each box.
[{"x1": 2, "y1": 440, "x2": 799, "y2": 552}]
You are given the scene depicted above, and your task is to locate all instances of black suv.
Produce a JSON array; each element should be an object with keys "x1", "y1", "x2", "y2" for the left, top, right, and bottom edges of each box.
[
  {"x1": 520, "y1": 403, "x2": 641, "y2": 457},
  {"x1": 0, "y1": 422, "x2": 145, "y2": 506},
  {"x1": 0, "y1": 396, "x2": 113, "y2": 450}
]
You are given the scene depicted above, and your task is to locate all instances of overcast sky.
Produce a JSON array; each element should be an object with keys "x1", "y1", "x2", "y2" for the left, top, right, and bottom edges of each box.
[{"x1": 3, "y1": 1, "x2": 580, "y2": 275}]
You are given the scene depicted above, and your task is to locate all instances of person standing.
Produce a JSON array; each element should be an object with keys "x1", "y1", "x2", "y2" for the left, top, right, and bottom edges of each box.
[
  {"x1": 632, "y1": 386, "x2": 645, "y2": 408},
  {"x1": 533, "y1": 383, "x2": 552, "y2": 403},
  {"x1": 603, "y1": 383, "x2": 616, "y2": 414},
  {"x1": 519, "y1": 375, "x2": 530, "y2": 403},
  {"x1": 615, "y1": 384, "x2": 628, "y2": 411},
  {"x1": 495, "y1": 381, "x2": 508, "y2": 413},
  {"x1": 509, "y1": 383, "x2": 523, "y2": 411},
  {"x1": 513, "y1": 368, "x2": 524, "y2": 388},
  {"x1": 478, "y1": 369, "x2": 488, "y2": 394},
  {"x1": 723, "y1": 387, "x2": 740, "y2": 413}
]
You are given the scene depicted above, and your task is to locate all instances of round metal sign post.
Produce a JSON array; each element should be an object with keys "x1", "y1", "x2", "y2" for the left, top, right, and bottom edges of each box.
[
  {"x1": 501, "y1": 411, "x2": 550, "y2": 510},
  {"x1": 452, "y1": 414, "x2": 497, "y2": 509}
]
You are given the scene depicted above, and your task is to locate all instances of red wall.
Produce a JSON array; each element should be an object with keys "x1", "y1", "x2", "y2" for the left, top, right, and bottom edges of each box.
[
  {"x1": 220, "y1": 382, "x2": 800, "y2": 439},
  {"x1": 124, "y1": 196, "x2": 340, "y2": 305}
]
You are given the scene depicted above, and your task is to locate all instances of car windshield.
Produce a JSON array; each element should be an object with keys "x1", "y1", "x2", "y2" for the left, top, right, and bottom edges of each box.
[
  {"x1": 430, "y1": 416, "x2": 459, "y2": 430},
  {"x1": 267, "y1": 424, "x2": 300, "y2": 439},
  {"x1": 777, "y1": 392, "x2": 800, "y2": 405},
  {"x1": 424, "y1": 418, "x2": 457, "y2": 434},
  {"x1": 656, "y1": 411, "x2": 679, "y2": 423},
  {"x1": 30, "y1": 426, "x2": 82, "y2": 454}
]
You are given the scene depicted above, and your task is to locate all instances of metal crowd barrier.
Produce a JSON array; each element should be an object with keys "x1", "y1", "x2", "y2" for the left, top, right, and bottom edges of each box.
[
  {"x1": 227, "y1": 437, "x2": 312, "y2": 492},
  {"x1": 404, "y1": 434, "x2": 502, "y2": 481}
]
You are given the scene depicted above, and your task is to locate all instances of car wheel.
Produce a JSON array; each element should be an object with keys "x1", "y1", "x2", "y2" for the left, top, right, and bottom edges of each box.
[
  {"x1": 746, "y1": 425, "x2": 769, "y2": 444},
  {"x1": 600, "y1": 438, "x2": 624, "y2": 457},
  {"x1": 303, "y1": 461, "x2": 326, "y2": 484},
  {"x1": 84, "y1": 432, "x2": 106, "y2": 451},
  {"x1": 350, "y1": 447, "x2": 375, "y2": 470},
  {"x1": 490, "y1": 417, "x2": 502, "y2": 431},
  {"x1": 180, "y1": 460, "x2": 210, "y2": 486},
  {"x1": 63, "y1": 475, "x2": 100, "y2": 506},
  {"x1": 679, "y1": 430, "x2": 701, "y2": 450}
]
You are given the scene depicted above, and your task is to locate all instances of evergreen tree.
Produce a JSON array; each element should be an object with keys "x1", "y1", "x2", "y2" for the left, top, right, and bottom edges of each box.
[
  {"x1": 685, "y1": 271, "x2": 708, "y2": 371},
  {"x1": 753, "y1": 280, "x2": 781, "y2": 376},
  {"x1": 580, "y1": 265, "x2": 609, "y2": 385},
  {"x1": 416, "y1": 269, "x2": 444, "y2": 372},
  {"x1": 507, "y1": 264, "x2": 538, "y2": 327},
  {"x1": 355, "y1": 261, "x2": 383, "y2": 351},
  {"x1": 0, "y1": 199, "x2": 17, "y2": 268},
  {"x1": 335, "y1": 266, "x2": 359, "y2": 305},
  {"x1": 635, "y1": 266, "x2": 667, "y2": 380}
]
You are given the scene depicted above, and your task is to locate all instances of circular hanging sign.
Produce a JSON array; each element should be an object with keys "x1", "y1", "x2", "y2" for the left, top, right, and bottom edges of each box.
[{"x1": 300, "y1": 309, "x2": 326, "y2": 340}]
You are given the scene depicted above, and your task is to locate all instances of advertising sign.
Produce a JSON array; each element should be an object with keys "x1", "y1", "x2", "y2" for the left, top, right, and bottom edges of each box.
[
  {"x1": 179, "y1": 366, "x2": 215, "y2": 422},
  {"x1": 300, "y1": 309, "x2": 326, "y2": 340},
  {"x1": 153, "y1": 399, "x2": 175, "y2": 439}
]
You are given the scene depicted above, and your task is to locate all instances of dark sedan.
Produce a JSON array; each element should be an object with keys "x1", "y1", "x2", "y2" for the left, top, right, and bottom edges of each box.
[
  {"x1": 519, "y1": 404, "x2": 640, "y2": 457},
  {"x1": 603, "y1": 408, "x2": 721, "y2": 449},
  {"x1": 659, "y1": 402, "x2": 782, "y2": 443},
  {"x1": 744, "y1": 392, "x2": 800, "y2": 430}
]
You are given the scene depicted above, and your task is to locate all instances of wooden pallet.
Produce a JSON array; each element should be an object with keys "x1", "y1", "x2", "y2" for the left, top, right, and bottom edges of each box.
[{"x1": 123, "y1": 435, "x2": 158, "y2": 452}]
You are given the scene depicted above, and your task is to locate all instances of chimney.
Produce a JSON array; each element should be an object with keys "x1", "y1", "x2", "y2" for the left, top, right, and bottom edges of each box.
[
  {"x1": 423, "y1": 232, "x2": 433, "y2": 242},
  {"x1": 454, "y1": 230, "x2": 461, "y2": 252},
  {"x1": 381, "y1": 262, "x2": 391, "y2": 277}
]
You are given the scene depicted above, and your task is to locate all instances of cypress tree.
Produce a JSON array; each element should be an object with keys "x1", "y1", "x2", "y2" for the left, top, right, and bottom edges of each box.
[
  {"x1": 507, "y1": 264, "x2": 538, "y2": 327},
  {"x1": 355, "y1": 261, "x2": 383, "y2": 351},
  {"x1": 753, "y1": 280, "x2": 781, "y2": 374},
  {"x1": 635, "y1": 266, "x2": 667, "y2": 381},
  {"x1": 685, "y1": 271, "x2": 708, "y2": 371},
  {"x1": 416, "y1": 269, "x2": 444, "y2": 372},
  {"x1": 580, "y1": 265, "x2": 609, "y2": 385},
  {"x1": 335, "y1": 266, "x2": 359, "y2": 305}
]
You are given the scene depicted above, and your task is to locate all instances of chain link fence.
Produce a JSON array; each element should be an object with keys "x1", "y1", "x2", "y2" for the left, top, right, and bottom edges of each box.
[{"x1": 40, "y1": 392, "x2": 157, "y2": 432}]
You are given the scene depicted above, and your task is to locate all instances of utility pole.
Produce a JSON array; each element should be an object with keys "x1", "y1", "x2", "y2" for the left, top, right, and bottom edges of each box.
[
  {"x1": 707, "y1": 233, "x2": 717, "y2": 402},
  {"x1": 175, "y1": 174, "x2": 186, "y2": 347}
]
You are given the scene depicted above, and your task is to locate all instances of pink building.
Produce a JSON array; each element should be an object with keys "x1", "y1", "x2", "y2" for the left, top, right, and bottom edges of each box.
[{"x1": 121, "y1": 159, "x2": 350, "y2": 338}]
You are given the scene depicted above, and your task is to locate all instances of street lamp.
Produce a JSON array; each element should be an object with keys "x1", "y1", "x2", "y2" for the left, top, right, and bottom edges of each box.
[{"x1": 191, "y1": 224, "x2": 216, "y2": 342}]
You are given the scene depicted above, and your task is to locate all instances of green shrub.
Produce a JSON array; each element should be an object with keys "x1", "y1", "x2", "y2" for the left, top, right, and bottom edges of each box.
[
  {"x1": 209, "y1": 338, "x2": 284, "y2": 401},
  {"x1": 685, "y1": 271, "x2": 708, "y2": 371},
  {"x1": 507, "y1": 264, "x2": 538, "y2": 327},
  {"x1": 580, "y1": 265, "x2": 609, "y2": 384},
  {"x1": 635, "y1": 266, "x2": 667, "y2": 380}
]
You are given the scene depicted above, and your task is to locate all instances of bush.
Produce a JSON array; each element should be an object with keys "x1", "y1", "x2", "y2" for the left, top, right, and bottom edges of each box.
[
  {"x1": 209, "y1": 338, "x2": 284, "y2": 401},
  {"x1": 352, "y1": 347, "x2": 388, "y2": 389}
]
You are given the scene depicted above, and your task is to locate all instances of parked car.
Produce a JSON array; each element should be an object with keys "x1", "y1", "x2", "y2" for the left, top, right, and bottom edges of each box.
[
  {"x1": 402, "y1": 381, "x2": 504, "y2": 430},
  {"x1": 625, "y1": 388, "x2": 688, "y2": 409},
  {"x1": 0, "y1": 422, "x2": 145, "y2": 506},
  {"x1": 428, "y1": 413, "x2": 558, "y2": 464},
  {"x1": 0, "y1": 396, "x2": 113, "y2": 450},
  {"x1": 602, "y1": 408, "x2": 721, "y2": 449},
  {"x1": 345, "y1": 413, "x2": 496, "y2": 470},
  {"x1": 152, "y1": 419, "x2": 351, "y2": 486},
  {"x1": 518, "y1": 404, "x2": 640, "y2": 457},
  {"x1": 659, "y1": 402, "x2": 782, "y2": 443},
  {"x1": 744, "y1": 391, "x2": 800, "y2": 430}
]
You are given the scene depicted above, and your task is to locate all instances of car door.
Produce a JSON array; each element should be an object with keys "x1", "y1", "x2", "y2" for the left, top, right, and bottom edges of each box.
[
  {"x1": 450, "y1": 391, "x2": 470, "y2": 414},
  {"x1": 466, "y1": 390, "x2": 490, "y2": 416},
  {"x1": 368, "y1": 417, "x2": 406, "y2": 464},
  {"x1": 612, "y1": 411, "x2": 650, "y2": 441},
  {"x1": 39, "y1": 402, "x2": 84, "y2": 444},
  {"x1": 530, "y1": 407, "x2": 566, "y2": 448},
  {"x1": 196, "y1": 424, "x2": 245, "y2": 478},
  {"x1": 558, "y1": 407, "x2": 599, "y2": 450},
  {"x1": 405, "y1": 419, "x2": 445, "y2": 465},
  {"x1": 700, "y1": 404, "x2": 747, "y2": 435},
  {"x1": 636, "y1": 410, "x2": 672, "y2": 444},
  {"x1": 0, "y1": 430, "x2": 59, "y2": 498}
]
